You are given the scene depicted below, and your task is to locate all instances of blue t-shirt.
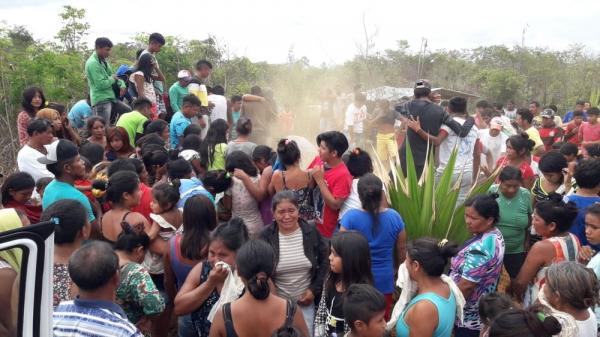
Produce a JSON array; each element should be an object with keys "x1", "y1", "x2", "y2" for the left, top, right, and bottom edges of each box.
[
  {"x1": 176, "y1": 178, "x2": 214, "y2": 209},
  {"x1": 67, "y1": 100, "x2": 92, "y2": 129},
  {"x1": 564, "y1": 194, "x2": 600, "y2": 250},
  {"x1": 42, "y1": 180, "x2": 95, "y2": 223},
  {"x1": 169, "y1": 111, "x2": 192, "y2": 149},
  {"x1": 563, "y1": 110, "x2": 588, "y2": 123},
  {"x1": 340, "y1": 208, "x2": 405, "y2": 294}
]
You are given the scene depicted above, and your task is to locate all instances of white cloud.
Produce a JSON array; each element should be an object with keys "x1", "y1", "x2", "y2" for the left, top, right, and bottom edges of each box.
[{"x1": 1, "y1": 0, "x2": 599, "y2": 64}]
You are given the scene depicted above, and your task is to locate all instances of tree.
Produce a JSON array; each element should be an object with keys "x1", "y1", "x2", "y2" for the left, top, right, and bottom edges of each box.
[{"x1": 55, "y1": 6, "x2": 90, "y2": 52}]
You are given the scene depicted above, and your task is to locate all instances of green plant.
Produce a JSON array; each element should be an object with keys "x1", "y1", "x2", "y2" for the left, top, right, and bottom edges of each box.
[
  {"x1": 591, "y1": 88, "x2": 600, "y2": 107},
  {"x1": 384, "y1": 140, "x2": 497, "y2": 245}
]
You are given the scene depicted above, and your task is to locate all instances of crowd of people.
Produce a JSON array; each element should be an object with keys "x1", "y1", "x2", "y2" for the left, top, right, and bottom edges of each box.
[{"x1": 2, "y1": 31, "x2": 600, "y2": 337}]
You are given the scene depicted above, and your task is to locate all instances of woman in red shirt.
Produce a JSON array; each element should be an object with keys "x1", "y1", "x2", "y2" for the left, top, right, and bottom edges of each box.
[
  {"x1": 17, "y1": 87, "x2": 46, "y2": 146},
  {"x1": 495, "y1": 133, "x2": 536, "y2": 189}
]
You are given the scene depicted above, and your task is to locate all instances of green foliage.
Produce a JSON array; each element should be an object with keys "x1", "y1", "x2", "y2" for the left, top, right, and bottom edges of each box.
[
  {"x1": 591, "y1": 88, "x2": 600, "y2": 107},
  {"x1": 55, "y1": 6, "x2": 90, "y2": 52},
  {"x1": 387, "y1": 140, "x2": 496, "y2": 244}
]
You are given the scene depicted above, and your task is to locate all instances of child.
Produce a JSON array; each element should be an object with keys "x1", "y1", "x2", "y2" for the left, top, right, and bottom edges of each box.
[
  {"x1": 560, "y1": 142, "x2": 580, "y2": 164},
  {"x1": 106, "y1": 126, "x2": 135, "y2": 161},
  {"x1": 35, "y1": 177, "x2": 53, "y2": 202},
  {"x1": 478, "y1": 293, "x2": 514, "y2": 337},
  {"x1": 199, "y1": 119, "x2": 228, "y2": 171},
  {"x1": 564, "y1": 110, "x2": 584, "y2": 146},
  {"x1": 339, "y1": 148, "x2": 375, "y2": 218},
  {"x1": 342, "y1": 283, "x2": 387, "y2": 337},
  {"x1": 564, "y1": 159, "x2": 600, "y2": 251},
  {"x1": 584, "y1": 203, "x2": 600, "y2": 329},
  {"x1": 583, "y1": 143, "x2": 600, "y2": 159},
  {"x1": 309, "y1": 131, "x2": 352, "y2": 238},
  {"x1": 344, "y1": 93, "x2": 368, "y2": 149},
  {"x1": 538, "y1": 109, "x2": 564, "y2": 152},
  {"x1": 74, "y1": 156, "x2": 104, "y2": 226},
  {"x1": 531, "y1": 151, "x2": 572, "y2": 203},
  {"x1": 314, "y1": 232, "x2": 373, "y2": 337},
  {"x1": 145, "y1": 181, "x2": 183, "y2": 276},
  {"x1": 579, "y1": 107, "x2": 600, "y2": 147},
  {"x1": 1, "y1": 172, "x2": 42, "y2": 223}
]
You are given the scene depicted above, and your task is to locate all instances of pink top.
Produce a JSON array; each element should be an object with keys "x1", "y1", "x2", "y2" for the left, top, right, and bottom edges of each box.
[
  {"x1": 579, "y1": 122, "x2": 600, "y2": 144},
  {"x1": 17, "y1": 111, "x2": 32, "y2": 146}
]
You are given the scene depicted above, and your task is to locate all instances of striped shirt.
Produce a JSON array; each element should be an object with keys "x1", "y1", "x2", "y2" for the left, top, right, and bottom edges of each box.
[
  {"x1": 53, "y1": 298, "x2": 143, "y2": 337},
  {"x1": 274, "y1": 228, "x2": 312, "y2": 300}
]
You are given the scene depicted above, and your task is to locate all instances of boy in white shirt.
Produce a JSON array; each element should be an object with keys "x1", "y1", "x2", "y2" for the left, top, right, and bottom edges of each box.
[{"x1": 344, "y1": 93, "x2": 367, "y2": 148}]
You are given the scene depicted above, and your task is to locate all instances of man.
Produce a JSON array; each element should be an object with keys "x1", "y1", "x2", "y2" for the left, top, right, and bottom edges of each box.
[
  {"x1": 116, "y1": 98, "x2": 153, "y2": 147},
  {"x1": 53, "y1": 241, "x2": 144, "y2": 337},
  {"x1": 168, "y1": 70, "x2": 191, "y2": 113},
  {"x1": 67, "y1": 97, "x2": 92, "y2": 129},
  {"x1": 410, "y1": 97, "x2": 479, "y2": 204},
  {"x1": 190, "y1": 59, "x2": 213, "y2": 85},
  {"x1": 479, "y1": 117, "x2": 508, "y2": 175},
  {"x1": 430, "y1": 91, "x2": 442, "y2": 105},
  {"x1": 229, "y1": 95, "x2": 243, "y2": 139},
  {"x1": 516, "y1": 108, "x2": 544, "y2": 155},
  {"x1": 563, "y1": 100, "x2": 588, "y2": 123},
  {"x1": 39, "y1": 139, "x2": 97, "y2": 229},
  {"x1": 17, "y1": 118, "x2": 55, "y2": 183},
  {"x1": 208, "y1": 85, "x2": 228, "y2": 123},
  {"x1": 564, "y1": 110, "x2": 584, "y2": 146},
  {"x1": 504, "y1": 100, "x2": 517, "y2": 120},
  {"x1": 139, "y1": 33, "x2": 166, "y2": 116},
  {"x1": 241, "y1": 85, "x2": 271, "y2": 145},
  {"x1": 85, "y1": 37, "x2": 129, "y2": 124},
  {"x1": 170, "y1": 95, "x2": 201, "y2": 149},
  {"x1": 396, "y1": 79, "x2": 475, "y2": 178},
  {"x1": 530, "y1": 100, "x2": 561, "y2": 128},
  {"x1": 474, "y1": 100, "x2": 491, "y2": 129},
  {"x1": 539, "y1": 108, "x2": 564, "y2": 152},
  {"x1": 344, "y1": 93, "x2": 368, "y2": 148}
]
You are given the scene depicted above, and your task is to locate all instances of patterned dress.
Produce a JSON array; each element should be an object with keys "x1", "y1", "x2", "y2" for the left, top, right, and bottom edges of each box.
[
  {"x1": 450, "y1": 227, "x2": 505, "y2": 331},
  {"x1": 116, "y1": 262, "x2": 166, "y2": 324},
  {"x1": 53, "y1": 263, "x2": 72, "y2": 308}
]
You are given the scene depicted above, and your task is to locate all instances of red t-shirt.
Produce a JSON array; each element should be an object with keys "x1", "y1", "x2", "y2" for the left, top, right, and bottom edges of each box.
[
  {"x1": 565, "y1": 122, "x2": 582, "y2": 145},
  {"x1": 131, "y1": 183, "x2": 153, "y2": 222},
  {"x1": 538, "y1": 127, "x2": 563, "y2": 152},
  {"x1": 579, "y1": 122, "x2": 600, "y2": 143},
  {"x1": 495, "y1": 156, "x2": 535, "y2": 181},
  {"x1": 308, "y1": 156, "x2": 352, "y2": 238}
]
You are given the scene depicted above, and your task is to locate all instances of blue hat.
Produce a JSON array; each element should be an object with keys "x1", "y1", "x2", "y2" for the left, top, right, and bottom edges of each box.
[{"x1": 116, "y1": 64, "x2": 133, "y2": 77}]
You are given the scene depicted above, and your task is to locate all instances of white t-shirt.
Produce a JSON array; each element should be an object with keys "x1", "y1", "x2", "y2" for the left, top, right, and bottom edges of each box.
[
  {"x1": 478, "y1": 129, "x2": 508, "y2": 168},
  {"x1": 344, "y1": 103, "x2": 367, "y2": 134},
  {"x1": 576, "y1": 309, "x2": 597, "y2": 337},
  {"x1": 339, "y1": 178, "x2": 388, "y2": 219},
  {"x1": 438, "y1": 117, "x2": 479, "y2": 174},
  {"x1": 208, "y1": 94, "x2": 228, "y2": 122},
  {"x1": 17, "y1": 145, "x2": 54, "y2": 182},
  {"x1": 129, "y1": 71, "x2": 157, "y2": 104}
]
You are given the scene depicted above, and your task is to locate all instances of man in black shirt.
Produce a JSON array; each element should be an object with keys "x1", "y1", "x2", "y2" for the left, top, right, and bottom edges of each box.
[{"x1": 395, "y1": 80, "x2": 475, "y2": 178}]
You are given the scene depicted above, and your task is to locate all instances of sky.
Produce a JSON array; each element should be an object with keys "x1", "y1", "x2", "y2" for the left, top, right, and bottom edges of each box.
[{"x1": 1, "y1": 0, "x2": 600, "y2": 65}]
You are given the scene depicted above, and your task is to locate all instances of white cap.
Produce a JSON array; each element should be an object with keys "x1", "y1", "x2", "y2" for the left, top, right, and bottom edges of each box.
[{"x1": 177, "y1": 70, "x2": 192, "y2": 79}]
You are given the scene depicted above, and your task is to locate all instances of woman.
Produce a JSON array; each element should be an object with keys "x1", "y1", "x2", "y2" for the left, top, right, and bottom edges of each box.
[
  {"x1": 339, "y1": 148, "x2": 381, "y2": 218},
  {"x1": 200, "y1": 119, "x2": 229, "y2": 172},
  {"x1": 17, "y1": 86, "x2": 46, "y2": 146},
  {"x1": 370, "y1": 99, "x2": 399, "y2": 172},
  {"x1": 395, "y1": 238, "x2": 459, "y2": 337},
  {"x1": 115, "y1": 222, "x2": 165, "y2": 334},
  {"x1": 164, "y1": 195, "x2": 218, "y2": 337},
  {"x1": 131, "y1": 53, "x2": 164, "y2": 115},
  {"x1": 209, "y1": 240, "x2": 309, "y2": 337},
  {"x1": 531, "y1": 151, "x2": 572, "y2": 204},
  {"x1": 226, "y1": 117, "x2": 256, "y2": 157},
  {"x1": 223, "y1": 151, "x2": 264, "y2": 235},
  {"x1": 106, "y1": 126, "x2": 135, "y2": 161},
  {"x1": 101, "y1": 171, "x2": 149, "y2": 243},
  {"x1": 449, "y1": 194, "x2": 505, "y2": 337},
  {"x1": 269, "y1": 139, "x2": 317, "y2": 223},
  {"x1": 1, "y1": 172, "x2": 42, "y2": 223},
  {"x1": 86, "y1": 116, "x2": 107, "y2": 148},
  {"x1": 508, "y1": 194, "x2": 580, "y2": 307},
  {"x1": 37, "y1": 107, "x2": 81, "y2": 146},
  {"x1": 488, "y1": 166, "x2": 532, "y2": 279},
  {"x1": 340, "y1": 173, "x2": 406, "y2": 316},
  {"x1": 47, "y1": 102, "x2": 81, "y2": 145},
  {"x1": 40, "y1": 199, "x2": 90, "y2": 308},
  {"x1": 259, "y1": 190, "x2": 329, "y2": 334},
  {"x1": 542, "y1": 262, "x2": 600, "y2": 337},
  {"x1": 144, "y1": 119, "x2": 170, "y2": 145},
  {"x1": 174, "y1": 218, "x2": 249, "y2": 337},
  {"x1": 494, "y1": 133, "x2": 536, "y2": 189},
  {"x1": 488, "y1": 307, "x2": 562, "y2": 337},
  {"x1": 314, "y1": 231, "x2": 373, "y2": 337}
]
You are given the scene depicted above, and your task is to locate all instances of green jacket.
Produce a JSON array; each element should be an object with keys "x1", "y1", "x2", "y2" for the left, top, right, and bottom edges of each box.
[{"x1": 85, "y1": 52, "x2": 125, "y2": 106}]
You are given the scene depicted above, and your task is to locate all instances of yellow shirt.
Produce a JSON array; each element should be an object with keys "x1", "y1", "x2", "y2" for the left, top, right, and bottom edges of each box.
[{"x1": 525, "y1": 127, "x2": 544, "y2": 149}]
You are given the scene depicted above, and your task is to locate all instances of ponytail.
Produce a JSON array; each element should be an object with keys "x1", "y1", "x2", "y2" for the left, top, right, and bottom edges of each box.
[
  {"x1": 357, "y1": 173, "x2": 383, "y2": 234},
  {"x1": 236, "y1": 240, "x2": 275, "y2": 301}
]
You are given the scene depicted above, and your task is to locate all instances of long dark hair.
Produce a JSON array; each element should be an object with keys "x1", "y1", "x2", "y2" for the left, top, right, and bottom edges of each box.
[
  {"x1": 106, "y1": 126, "x2": 134, "y2": 155},
  {"x1": 407, "y1": 237, "x2": 458, "y2": 277},
  {"x1": 136, "y1": 53, "x2": 154, "y2": 82},
  {"x1": 200, "y1": 119, "x2": 229, "y2": 168},
  {"x1": 226, "y1": 151, "x2": 258, "y2": 177},
  {"x1": 180, "y1": 195, "x2": 217, "y2": 260},
  {"x1": 236, "y1": 240, "x2": 275, "y2": 300},
  {"x1": 1, "y1": 172, "x2": 35, "y2": 204},
  {"x1": 327, "y1": 231, "x2": 373, "y2": 293},
  {"x1": 22, "y1": 86, "x2": 46, "y2": 117},
  {"x1": 357, "y1": 173, "x2": 383, "y2": 234}
]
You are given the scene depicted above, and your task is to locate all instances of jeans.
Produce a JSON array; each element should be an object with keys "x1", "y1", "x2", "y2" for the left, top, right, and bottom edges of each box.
[
  {"x1": 300, "y1": 303, "x2": 315, "y2": 337},
  {"x1": 177, "y1": 314, "x2": 196, "y2": 337},
  {"x1": 454, "y1": 327, "x2": 480, "y2": 337},
  {"x1": 92, "y1": 100, "x2": 131, "y2": 124}
]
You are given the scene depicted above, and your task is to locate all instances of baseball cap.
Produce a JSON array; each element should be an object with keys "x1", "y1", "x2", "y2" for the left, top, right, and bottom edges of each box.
[
  {"x1": 116, "y1": 64, "x2": 134, "y2": 77},
  {"x1": 177, "y1": 70, "x2": 192, "y2": 80},
  {"x1": 37, "y1": 139, "x2": 79, "y2": 165},
  {"x1": 490, "y1": 117, "x2": 503, "y2": 130},
  {"x1": 414, "y1": 79, "x2": 432, "y2": 90},
  {"x1": 541, "y1": 108, "x2": 554, "y2": 118}
]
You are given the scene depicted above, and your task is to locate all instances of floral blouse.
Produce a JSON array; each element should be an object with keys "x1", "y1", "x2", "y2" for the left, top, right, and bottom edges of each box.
[{"x1": 116, "y1": 262, "x2": 165, "y2": 324}]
